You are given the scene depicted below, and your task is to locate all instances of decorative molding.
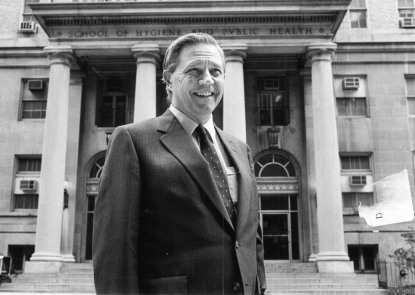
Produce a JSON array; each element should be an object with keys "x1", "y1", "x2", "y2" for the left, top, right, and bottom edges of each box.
[
  {"x1": 256, "y1": 179, "x2": 299, "y2": 192},
  {"x1": 44, "y1": 15, "x2": 337, "y2": 27}
]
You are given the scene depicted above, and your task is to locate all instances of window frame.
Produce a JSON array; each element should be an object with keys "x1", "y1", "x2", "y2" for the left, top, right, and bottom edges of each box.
[
  {"x1": 348, "y1": 244, "x2": 378, "y2": 273},
  {"x1": 13, "y1": 155, "x2": 42, "y2": 212},
  {"x1": 406, "y1": 77, "x2": 415, "y2": 116},
  {"x1": 336, "y1": 97, "x2": 368, "y2": 117},
  {"x1": 340, "y1": 154, "x2": 372, "y2": 173},
  {"x1": 19, "y1": 78, "x2": 48, "y2": 121},
  {"x1": 349, "y1": 0, "x2": 369, "y2": 29},
  {"x1": 342, "y1": 192, "x2": 374, "y2": 215},
  {"x1": 398, "y1": 0, "x2": 415, "y2": 18}
]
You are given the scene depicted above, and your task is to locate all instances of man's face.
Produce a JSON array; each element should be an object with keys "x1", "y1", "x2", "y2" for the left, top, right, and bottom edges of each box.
[{"x1": 168, "y1": 43, "x2": 225, "y2": 124}]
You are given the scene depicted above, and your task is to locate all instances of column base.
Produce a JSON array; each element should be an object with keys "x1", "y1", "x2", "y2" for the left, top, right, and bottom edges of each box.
[
  {"x1": 25, "y1": 261, "x2": 62, "y2": 273},
  {"x1": 308, "y1": 254, "x2": 318, "y2": 262},
  {"x1": 62, "y1": 254, "x2": 76, "y2": 263},
  {"x1": 317, "y1": 260, "x2": 354, "y2": 273}
]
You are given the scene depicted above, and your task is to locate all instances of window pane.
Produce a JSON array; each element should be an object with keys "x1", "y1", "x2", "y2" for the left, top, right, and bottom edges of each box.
[
  {"x1": 399, "y1": 0, "x2": 414, "y2": 7},
  {"x1": 355, "y1": 98, "x2": 367, "y2": 116},
  {"x1": 348, "y1": 246, "x2": 360, "y2": 271},
  {"x1": 261, "y1": 195, "x2": 289, "y2": 210},
  {"x1": 18, "y1": 158, "x2": 41, "y2": 172},
  {"x1": 337, "y1": 98, "x2": 347, "y2": 116},
  {"x1": 407, "y1": 79, "x2": 415, "y2": 96},
  {"x1": 350, "y1": 0, "x2": 366, "y2": 8},
  {"x1": 357, "y1": 193, "x2": 373, "y2": 206},
  {"x1": 363, "y1": 246, "x2": 377, "y2": 271},
  {"x1": 399, "y1": 9, "x2": 415, "y2": 17},
  {"x1": 350, "y1": 11, "x2": 367, "y2": 28},
  {"x1": 261, "y1": 164, "x2": 288, "y2": 177},
  {"x1": 343, "y1": 193, "x2": 355, "y2": 209},
  {"x1": 408, "y1": 98, "x2": 415, "y2": 115},
  {"x1": 341, "y1": 157, "x2": 351, "y2": 170},
  {"x1": 14, "y1": 194, "x2": 38, "y2": 209}
]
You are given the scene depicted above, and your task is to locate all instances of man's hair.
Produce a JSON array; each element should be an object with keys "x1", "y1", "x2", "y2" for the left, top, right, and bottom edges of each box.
[{"x1": 162, "y1": 33, "x2": 226, "y2": 102}]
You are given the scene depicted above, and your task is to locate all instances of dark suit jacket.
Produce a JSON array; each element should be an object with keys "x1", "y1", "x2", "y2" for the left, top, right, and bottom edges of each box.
[{"x1": 93, "y1": 109, "x2": 266, "y2": 295}]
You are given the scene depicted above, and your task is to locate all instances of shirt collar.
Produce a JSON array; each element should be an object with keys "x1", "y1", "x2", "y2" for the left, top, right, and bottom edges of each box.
[{"x1": 169, "y1": 104, "x2": 217, "y2": 143}]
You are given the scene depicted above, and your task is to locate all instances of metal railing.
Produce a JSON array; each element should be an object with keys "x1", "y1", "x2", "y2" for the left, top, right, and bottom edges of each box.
[{"x1": 378, "y1": 261, "x2": 415, "y2": 293}]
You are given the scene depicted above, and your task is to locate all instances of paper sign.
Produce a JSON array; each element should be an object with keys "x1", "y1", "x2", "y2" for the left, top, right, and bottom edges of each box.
[{"x1": 359, "y1": 170, "x2": 414, "y2": 227}]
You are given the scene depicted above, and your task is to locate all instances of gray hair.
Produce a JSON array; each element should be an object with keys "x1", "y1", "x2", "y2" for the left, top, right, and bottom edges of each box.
[{"x1": 162, "y1": 33, "x2": 226, "y2": 102}]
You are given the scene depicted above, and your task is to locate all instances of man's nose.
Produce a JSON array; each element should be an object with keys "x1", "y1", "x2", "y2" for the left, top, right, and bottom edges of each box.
[{"x1": 198, "y1": 69, "x2": 214, "y2": 86}]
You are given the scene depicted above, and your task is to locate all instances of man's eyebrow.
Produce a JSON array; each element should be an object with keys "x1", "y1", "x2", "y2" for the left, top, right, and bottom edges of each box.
[{"x1": 182, "y1": 60, "x2": 223, "y2": 70}]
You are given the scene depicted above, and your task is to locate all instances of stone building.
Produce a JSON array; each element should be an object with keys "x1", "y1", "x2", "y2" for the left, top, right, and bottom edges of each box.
[{"x1": 0, "y1": 0, "x2": 414, "y2": 275}]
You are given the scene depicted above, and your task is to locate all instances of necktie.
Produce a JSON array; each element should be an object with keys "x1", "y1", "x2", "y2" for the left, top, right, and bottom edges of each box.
[{"x1": 195, "y1": 125, "x2": 236, "y2": 227}]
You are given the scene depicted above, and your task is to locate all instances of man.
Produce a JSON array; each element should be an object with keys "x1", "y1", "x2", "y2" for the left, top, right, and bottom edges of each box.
[{"x1": 93, "y1": 33, "x2": 266, "y2": 295}]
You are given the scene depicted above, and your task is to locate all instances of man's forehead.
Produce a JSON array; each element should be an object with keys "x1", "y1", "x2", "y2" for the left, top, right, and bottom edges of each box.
[{"x1": 179, "y1": 44, "x2": 223, "y2": 66}]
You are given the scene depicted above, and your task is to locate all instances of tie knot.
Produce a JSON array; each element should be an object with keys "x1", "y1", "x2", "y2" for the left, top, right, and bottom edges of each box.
[{"x1": 195, "y1": 125, "x2": 212, "y2": 143}]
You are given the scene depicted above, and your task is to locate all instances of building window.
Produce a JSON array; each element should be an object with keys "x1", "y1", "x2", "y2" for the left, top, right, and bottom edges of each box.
[
  {"x1": 14, "y1": 157, "x2": 41, "y2": 211},
  {"x1": 406, "y1": 77, "x2": 415, "y2": 115},
  {"x1": 96, "y1": 77, "x2": 134, "y2": 128},
  {"x1": 254, "y1": 153, "x2": 296, "y2": 177},
  {"x1": 398, "y1": 0, "x2": 415, "y2": 17},
  {"x1": 8, "y1": 245, "x2": 35, "y2": 273},
  {"x1": 348, "y1": 245, "x2": 378, "y2": 273},
  {"x1": 18, "y1": 158, "x2": 42, "y2": 172},
  {"x1": 14, "y1": 194, "x2": 39, "y2": 210},
  {"x1": 21, "y1": 79, "x2": 48, "y2": 120},
  {"x1": 343, "y1": 192, "x2": 373, "y2": 214},
  {"x1": 341, "y1": 155, "x2": 371, "y2": 171},
  {"x1": 337, "y1": 97, "x2": 367, "y2": 117},
  {"x1": 350, "y1": 0, "x2": 368, "y2": 28},
  {"x1": 257, "y1": 76, "x2": 289, "y2": 126}
]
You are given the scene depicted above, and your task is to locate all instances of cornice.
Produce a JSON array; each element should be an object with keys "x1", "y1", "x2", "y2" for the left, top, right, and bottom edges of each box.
[
  {"x1": 42, "y1": 15, "x2": 338, "y2": 27},
  {"x1": 336, "y1": 42, "x2": 415, "y2": 53}
]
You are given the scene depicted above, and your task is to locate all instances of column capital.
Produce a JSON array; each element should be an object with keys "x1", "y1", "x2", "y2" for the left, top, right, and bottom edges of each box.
[
  {"x1": 221, "y1": 44, "x2": 248, "y2": 64},
  {"x1": 44, "y1": 46, "x2": 74, "y2": 67},
  {"x1": 306, "y1": 42, "x2": 337, "y2": 63},
  {"x1": 131, "y1": 44, "x2": 160, "y2": 65}
]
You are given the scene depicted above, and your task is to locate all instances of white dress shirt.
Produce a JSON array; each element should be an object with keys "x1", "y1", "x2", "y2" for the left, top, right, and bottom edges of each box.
[{"x1": 169, "y1": 105, "x2": 238, "y2": 203}]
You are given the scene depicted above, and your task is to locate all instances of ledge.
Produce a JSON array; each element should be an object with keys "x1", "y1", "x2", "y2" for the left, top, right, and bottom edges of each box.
[{"x1": 0, "y1": 212, "x2": 38, "y2": 217}]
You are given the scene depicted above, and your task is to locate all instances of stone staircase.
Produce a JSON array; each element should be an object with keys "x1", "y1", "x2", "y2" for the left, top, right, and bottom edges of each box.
[
  {"x1": 265, "y1": 261, "x2": 389, "y2": 294},
  {"x1": 0, "y1": 263, "x2": 95, "y2": 293},
  {"x1": 0, "y1": 261, "x2": 390, "y2": 294}
]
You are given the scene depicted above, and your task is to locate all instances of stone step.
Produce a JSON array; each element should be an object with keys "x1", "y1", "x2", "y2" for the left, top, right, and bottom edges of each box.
[
  {"x1": 265, "y1": 290, "x2": 389, "y2": 295},
  {"x1": 266, "y1": 277, "x2": 379, "y2": 284},
  {"x1": 0, "y1": 283, "x2": 95, "y2": 292},
  {"x1": 11, "y1": 277, "x2": 94, "y2": 284},
  {"x1": 266, "y1": 272, "x2": 359, "y2": 278},
  {"x1": 267, "y1": 283, "x2": 379, "y2": 290},
  {"x1": 14, "y1": 273, "x2": 94, "y2": 279}
]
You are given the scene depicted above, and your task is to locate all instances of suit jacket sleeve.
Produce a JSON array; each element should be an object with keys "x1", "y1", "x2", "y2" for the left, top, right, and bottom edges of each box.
[
  {"x1": 93, "y1": 126, "x2": 141, "y2": 295},
  {"x1": 247, "y1": 147, "x2": 267, "y2": 293}
]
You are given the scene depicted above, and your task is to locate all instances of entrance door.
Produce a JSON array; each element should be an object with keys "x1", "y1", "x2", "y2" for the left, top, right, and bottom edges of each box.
[
  {"x1": 262, "y1": 213, "x2": 289, "y2": 260},
  {"x1": 85, "y1": 195, "x2": 96, "y2": 260},
  {"x1": 260, "y1": 194, "x2": 299, "y2": 261}
]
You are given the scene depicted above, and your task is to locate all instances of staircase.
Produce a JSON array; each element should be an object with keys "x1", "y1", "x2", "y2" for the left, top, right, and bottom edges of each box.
[
  {"x1": 1, "y1": 262, "x2": 390, "y2": 294},
  {"x1": 0, "y1": 263, "x2": 95, "y2": 293},
  {"x1": 265, "y1": 262, "x2": 389, "y2": 294}
]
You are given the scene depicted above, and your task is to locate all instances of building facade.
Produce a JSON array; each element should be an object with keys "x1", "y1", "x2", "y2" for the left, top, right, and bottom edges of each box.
[{"x1": 0, "y1": 0, "x2": 414, "y2": 274}]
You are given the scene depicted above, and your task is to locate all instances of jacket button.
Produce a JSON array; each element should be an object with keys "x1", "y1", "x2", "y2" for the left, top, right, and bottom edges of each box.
[{"x1": 233, "y1": 282, "x2": 241, "y2": 291}]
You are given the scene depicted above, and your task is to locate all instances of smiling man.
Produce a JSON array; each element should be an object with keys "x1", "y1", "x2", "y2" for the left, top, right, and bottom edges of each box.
[{"x1": 93, "y1": 33, "x2": 266, "y2": 295}]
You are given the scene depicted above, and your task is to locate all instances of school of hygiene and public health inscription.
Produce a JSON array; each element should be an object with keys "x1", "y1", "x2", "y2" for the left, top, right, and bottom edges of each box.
[{"x1": 54, "y1": 26, "x2": 325, "y2": 38}]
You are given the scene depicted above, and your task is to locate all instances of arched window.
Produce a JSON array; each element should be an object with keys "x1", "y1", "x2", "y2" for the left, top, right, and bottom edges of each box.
[
  {"x1": 254, "y1": 152, "x2": 296, "y2": 177},
  {"x1": 89, "y1": 156, "x2": 105, "y2": 179}
]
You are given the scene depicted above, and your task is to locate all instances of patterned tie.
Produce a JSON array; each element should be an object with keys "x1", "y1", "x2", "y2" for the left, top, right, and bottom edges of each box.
[{"x1": 195, "y1": 125, "x2": 236, "y2": 227}]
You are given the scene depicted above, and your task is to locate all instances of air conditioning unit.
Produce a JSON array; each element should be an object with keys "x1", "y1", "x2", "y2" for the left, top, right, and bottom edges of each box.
[
  {"x1": 20, "y1": 180, "x2": 38, "y2": 191},
  {"x1": 349, "y1": 175, "x2": 367, "y2": 187},
  {"x1": 342, "y1": 77, "x2": 360, "y2": 90},
  {"x1": 28, "y1": 80, "x2": 44, "y2": 91},
  {"x1": 19, "y1": 21, "x2": 38, "y2": 34},
  {"x1": 400, "y1": 18, "x2": 415, "y2": 28}
]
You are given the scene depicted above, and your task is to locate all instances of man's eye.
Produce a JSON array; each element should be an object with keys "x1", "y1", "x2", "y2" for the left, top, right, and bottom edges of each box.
[
  {"x1": 187, "y1": 68, "x2": 199, "y2": 74},
  {"x1": 210, "y1": 69, "x2": 222, "y2": 77}
]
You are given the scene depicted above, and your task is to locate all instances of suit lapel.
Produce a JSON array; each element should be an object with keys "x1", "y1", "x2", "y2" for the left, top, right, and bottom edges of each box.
[
  {"x1": 216, "y1": 127, "x2": 252, "y2": 235},
  {"x1": 157, "y1": 110, "x2": 235, "y2": 230}
]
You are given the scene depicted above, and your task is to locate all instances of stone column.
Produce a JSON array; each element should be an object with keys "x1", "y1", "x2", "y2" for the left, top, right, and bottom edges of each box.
[
  {"x1": 131, "y1": 44, "x2": 160, "y2": 122},
  {"x1": 307, "y1": 43, "x2": 353, "y2": 273},
  {"x1": 26, "y1": 46, "x2": 74, "y2": 273},
  {"x1": 61, "y1": 72, "x2": 84, "y2": 263},
  {"x1": 222, "y1": 44, "x2": 248, "y2": 143},
  {"x1": 300, "y1": 68, "x2": 319, "y2": 262}
]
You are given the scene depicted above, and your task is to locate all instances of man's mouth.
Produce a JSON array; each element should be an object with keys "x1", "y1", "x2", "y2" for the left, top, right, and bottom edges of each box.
[{"x1": 194, "y1": 92, "x2": 214, "y2": 97}]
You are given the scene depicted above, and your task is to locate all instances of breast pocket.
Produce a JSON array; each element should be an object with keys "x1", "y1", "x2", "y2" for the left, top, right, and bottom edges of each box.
[{"x1": 139, "y1": 276, "x2": 187, "y2": 295}]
